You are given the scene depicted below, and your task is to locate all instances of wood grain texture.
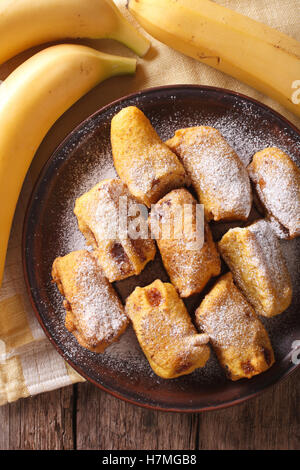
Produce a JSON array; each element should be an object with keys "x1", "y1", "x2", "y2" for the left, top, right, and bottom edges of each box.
[
  {"x1": 75, "y1": 368, "x2": 300, "y2": 450},
  {"x1": 0, "y1": 386, "x2": 74, "y2": 450},
  {"x1": 76, "y1": 382, "x2": 199, "y2": 450},
  {"x1": 198, "y1": 368, "x2": 300, "y2": 450},
  {"x1": 0, "y1": 369, "x2": 299, "y2": 450}
]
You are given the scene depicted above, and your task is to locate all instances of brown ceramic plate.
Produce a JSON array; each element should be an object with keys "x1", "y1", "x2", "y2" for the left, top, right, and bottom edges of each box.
[{"x1": 23, "y1": 85, "x2": 300, "y2": 412}]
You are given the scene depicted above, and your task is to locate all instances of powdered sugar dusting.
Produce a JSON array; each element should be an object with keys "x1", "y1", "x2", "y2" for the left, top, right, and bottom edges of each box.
[
  {"x1": 248, "y1": 148, "x2": 300, "y2": 238},
  {"x1": 28, "y1": 88, "x2": 300, "y2": 404},
  {"x1": 198, "y1": 287, "x2": 264, "y2": 349},
  {"x1": 248, "y1": 219, "x2": 291, "y2": 297},
  {"x1": 167, "y1": 126, "x2": 252, "y2": 220},
  {"x1": 150, "y1": 190, "x2": 220, "y2": 296},
  {"x1": 70, "y1": 253, "x2": 127, "y2": 346},
  {"x1": 128, "y1": 142, "x2": 184, "y2": 195},
  {"x1": 151, "y1": 98, "x2": 300, "y2": 168}
]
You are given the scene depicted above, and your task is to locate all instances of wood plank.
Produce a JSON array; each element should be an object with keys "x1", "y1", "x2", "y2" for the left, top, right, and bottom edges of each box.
[
  {"x1": 0, "y1": 403, "x2": 10, "y2": 449},
  {"x1": 0, "y1": 386, "x2": 74, "y2": 450},
  {"x1": 198, "y1": 368, "x2": 300, "y2": 450},
  {"x1": 1, "y1": 369, "x2": 299, "y2": 449},
  {"x1": 76, "y1": 382, "x2": 198, "y2": 450}
]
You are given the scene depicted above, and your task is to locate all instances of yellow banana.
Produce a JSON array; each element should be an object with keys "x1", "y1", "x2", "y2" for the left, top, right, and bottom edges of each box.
[
  {"x1": 129, "y1": 0, "x2": 300, "y2": 116},
  {"x1": 0, "y1": 44, "x2": 136, "y2": 286},
  {"x1": 0, "y1": 0, "x2": 150, "y2": 64}
]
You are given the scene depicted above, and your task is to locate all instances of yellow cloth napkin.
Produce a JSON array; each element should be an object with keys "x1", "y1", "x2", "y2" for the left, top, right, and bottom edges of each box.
[{"x1": 0, "y1": 0, "x2": 299, "y2": 405}]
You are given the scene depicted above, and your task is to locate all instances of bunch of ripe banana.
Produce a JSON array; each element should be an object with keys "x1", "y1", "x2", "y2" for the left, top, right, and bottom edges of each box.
[
  {"x1": 128, "y1": 0, "x2": 300, "y2": 117},
  {"x1": 0, "y1": 0, "x2": 150, "y2": 285}
]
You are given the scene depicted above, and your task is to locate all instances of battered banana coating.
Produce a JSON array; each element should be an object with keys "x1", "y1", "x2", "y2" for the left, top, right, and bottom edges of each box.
[
  {"x1": 74, "y1": 179, "x2": 156, "y2": 282},
  {"x1": 166, "y1": 126, "x2": 252, "y2": 221},
  {"x1": 52, "y1": 250, "x2": 128, "y2": 353},
  {"x1": 149, "y1": 188, "x2": 221, "y2": 297},
  {"x1": 218, "y1": 219, "x2": 292, "y2": 317},
  {"x1": 125, "y1": 280, "x2": 210, "y2": 379},
  {"x1": 247, "y1": 147, "x2": 300, "y2": 238},
  {"x1": 111, "y1": 106, "x2": 187, "y2": 206},
  {"x1": 195, "y1": 273, "x2": 275, "y2": 381}
]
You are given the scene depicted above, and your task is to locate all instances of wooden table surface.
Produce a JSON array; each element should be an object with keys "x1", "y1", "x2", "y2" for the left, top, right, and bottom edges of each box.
[{"x1": 0, "y1": 367, "x2": 299, "y2": 450}]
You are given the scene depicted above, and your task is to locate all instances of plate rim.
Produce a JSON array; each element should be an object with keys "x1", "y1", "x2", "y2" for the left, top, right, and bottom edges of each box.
[{"x1": 22, "y1": 84, "x2": 300, "y2": 413}]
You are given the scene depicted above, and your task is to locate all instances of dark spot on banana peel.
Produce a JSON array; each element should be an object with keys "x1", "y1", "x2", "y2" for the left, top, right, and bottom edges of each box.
[{"x1": 197, "y1": 54, "x2": 220, "y2": 64}]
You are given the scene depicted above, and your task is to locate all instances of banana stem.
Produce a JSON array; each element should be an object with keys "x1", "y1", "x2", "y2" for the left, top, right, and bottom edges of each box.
[
  {"x1": 110, "y1": 16, "x2": 150, "y2": 57},
  {"x1": 102, "y1": 54, "x2": 137, "y2": 76}
]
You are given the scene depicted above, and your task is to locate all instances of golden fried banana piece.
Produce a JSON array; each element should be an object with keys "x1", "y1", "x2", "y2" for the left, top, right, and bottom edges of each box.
[
  {"x1": 166, "y1": 126, "x2": 252, "y2": 221},
  {"x1": 52, "y1": 250, "x2": 128, "y2": 353},
  {"x1": 149, "y1": 188, "x2": 221, "y2": 297},
  {"x1": 111, "y1": 106, "x2": 187, "y2": 206},
  {"x1": 247, "y1": 147, "x2": 300, "y2": 239},
  {"x1": 195, "y1": 273, "x2": 275, "y2": 381},
  {"x1": 125, "y1": 280, "x2": 210, "y2": 378},
  {"x1": 74, "y1": 179, "x2": 156, "y2": 282},
  {"x1": 218, "y1": 219, "x2": 292, "y2": 317}
]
